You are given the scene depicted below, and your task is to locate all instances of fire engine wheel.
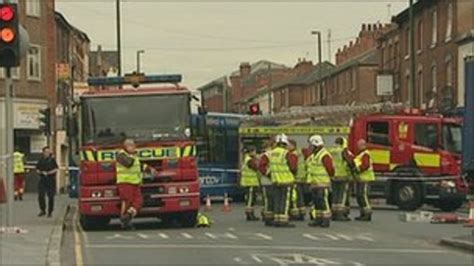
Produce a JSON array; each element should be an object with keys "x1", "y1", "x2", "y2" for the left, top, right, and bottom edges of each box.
[
  {"x1": 79, "y1": 215, "x2": 111, "y2": 231},
  {"x1": 436, "y1": 199, "x2": 464, "y2": 212},
  {"x1": 394, "y1": 182, "x2": 423, "y2": 211},
  {"x1": 177, "y1": 211, "x2": 198, "y2": 228}
]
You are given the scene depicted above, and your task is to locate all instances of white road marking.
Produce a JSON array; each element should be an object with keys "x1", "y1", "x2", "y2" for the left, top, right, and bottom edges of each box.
[
  {"x1": 303, "y1": 233, "x2": 320, "y2": 241},
  {"x1": 225, "y1": 233, "x2": 238, "y2": 240},
  {"x1": 251, "y1": 255, "x2": 263, "y2": 264},
  {"x1": 181, "y1": 233, "x2": 193, "y2": 239},
  {"x1": 205, "y1": 232, "x2": 217, "y2": 239},
  {"x1": 86, "y1": 244, "x2": 449, "y2": 254},
  {"x1": 356, "y1": 234, "x2": 375, "y2": 242},
  {"x1": 323, "y1": 233, "x2": 339, "y2": 240},
  {"x1": 137, "y1": 233, "x2": 150, "y2": 239},
  {"x1": 336, "y1": 234, "x2": 353, "y2": 241},
  {"x1": 228, "y1": 227, "x2": 236, "y2": 231},
  {"x1": 255, "y1": 233, "x2": 273, "y2": 241},
  {"x1": 105, "y1": 233, "x2": 133, "y2": 240},
  {"x1": 158, "y1": 233, "x2": 169, "y2": 239}
]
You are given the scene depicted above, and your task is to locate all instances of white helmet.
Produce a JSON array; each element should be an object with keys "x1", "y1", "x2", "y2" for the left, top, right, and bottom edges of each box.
[
  {"x1": 275, "y1": 133, "x2": 289, "y2": 145},
  {"x1": 308, "y1": 134, "x2": 324, "y2": 147}
]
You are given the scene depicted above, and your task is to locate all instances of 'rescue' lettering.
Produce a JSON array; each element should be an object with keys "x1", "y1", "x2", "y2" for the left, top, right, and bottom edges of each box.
[{"x1": 81, "y1": 146, "x2": 190, "y2": 162}]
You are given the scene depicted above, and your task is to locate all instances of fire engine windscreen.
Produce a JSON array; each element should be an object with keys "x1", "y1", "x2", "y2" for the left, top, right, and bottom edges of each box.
[
  {"x1": 442, "y1": 123, "x2": 462, "y2": 154},
  {"x1": 81, "y1": 94, "x2": 190, "y2": 144}
]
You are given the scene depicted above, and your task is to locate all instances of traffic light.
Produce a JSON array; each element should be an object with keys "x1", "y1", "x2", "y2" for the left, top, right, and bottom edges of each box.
[
  {"x1": 0, "y1": 3, "x2": 19, "y2": 67},
  {"x1": 39, "y1": 108, "x2": 51, "y2": 136},
  {"x1": 248, "y1": 103, "x2": 261, "y2": 115}
]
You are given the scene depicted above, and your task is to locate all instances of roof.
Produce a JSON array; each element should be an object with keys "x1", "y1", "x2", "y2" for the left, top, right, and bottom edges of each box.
[
  {"x1": 196, "y1": 76, "x2": 228, "y2": 91},
  {"x1": 230, "y1": 60, "x2": 288, "y2": 77},
  {"x1": 393, "y1": 0, "x2": 437, "y2": 25},
  {"x1": 271, "y1": 61, "x2": 335, "y2": 90},
  {"x1": 55, "y1": 11, "x2": 90, "y2": 42},
  {"x1": 325, "y1": 48, "x2": 379, "y2": 77}
]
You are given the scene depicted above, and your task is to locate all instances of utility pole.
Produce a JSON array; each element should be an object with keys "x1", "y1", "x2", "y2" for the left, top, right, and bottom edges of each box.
[
  {"x1": 116, "y1": 0, "x2": 122, "y2": 77},
  {"x1": 136, "y1": 50, "x2": 145, "y2": 73},
  {"x1": 327, "y1": 29, "x2": 332, "y2": 63},
  {"x1": 409, "y1": 0, "x2": 416, "y2": 107},
  {"x1": 311, "y1": 30, "x2": 323, "y2": 105},
  {"x1": 267, "y1": 62, "x2": 272, "y2": 114}
]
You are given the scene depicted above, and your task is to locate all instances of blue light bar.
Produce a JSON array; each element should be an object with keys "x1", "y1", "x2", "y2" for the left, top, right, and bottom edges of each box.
[{"x1": 87, "y1": 74, "x2": 182, "y2": 87}]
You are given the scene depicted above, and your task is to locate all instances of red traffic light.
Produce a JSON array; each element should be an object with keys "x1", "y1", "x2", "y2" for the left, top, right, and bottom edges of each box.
[
  {"x1": 0, "y1": 5, "x2": 15, "y2": 22},
  {"x1": 249, "y1": 103, "x2": 260, "y2": 115}
]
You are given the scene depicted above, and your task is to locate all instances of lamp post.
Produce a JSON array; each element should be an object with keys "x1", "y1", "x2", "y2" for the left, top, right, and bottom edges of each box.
[{"x1": 311, "y1": 30, "x2": 323, "y2": 105}]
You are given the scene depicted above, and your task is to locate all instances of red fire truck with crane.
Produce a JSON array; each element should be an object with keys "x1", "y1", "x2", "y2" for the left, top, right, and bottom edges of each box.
[{"x1": 70, "y1": 74, "x2": 200, "y2": 230}]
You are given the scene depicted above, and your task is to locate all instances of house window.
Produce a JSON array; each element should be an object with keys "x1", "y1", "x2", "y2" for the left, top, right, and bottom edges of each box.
[
  {"x1": 27, "y1": 45, "x2": 41, "y2": 80},
  {"x1": 446, "y1": 58, "x2": 453, "y2": 87},
  {"x1": 26, "y1": 0, "x2": 41, "y2": 17},
  {"x1": 405, "y1": 28, "x2": 410, "y2": 57},
  {"x1": 394, "y1": 41, "x2": 399, "y2": 67},
  {"x1": 414, "y1": 123, "x2": 438, "y2": 150},
  {"x1": 417, "y1": 20, "x2": 423, "y2": 52},
  {"x1": 431, "y1": 64, "x2": 437, "y2": 93},
  {"x1": 0, "y1": 67, "x2": 20, "y2": 79},
  {"x1": 446, "y1": 2, "x2": 453, "y2": 41},
  {"x1": 367, "y1": 121, "x2": 390, "y2": 146},
  {"x1": 418, "y1": 68, "x2": 423, "y2": 107},
  {"x1": 431, "y1": 9, "x2": 437, "y2": 45}
]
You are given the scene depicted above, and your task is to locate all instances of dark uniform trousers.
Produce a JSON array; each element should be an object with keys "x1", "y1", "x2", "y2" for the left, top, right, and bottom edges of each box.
[
  {"x1": 290, "y1": 183, "x2": 306, "y2": 217},
  {"x1": 244, "y1": 187, "x2": 258, "y2": 214},
  {"x1": 312, "y1": 186, "x2": 331, "y2": 219},
  {"x1": 262, "y1": 185, "x2": 274, "y2": 221},
  {"x1": 356, "y1": 182, "x2": 372, "y2": 214},
  {"x1": 38, "y1": 176, "x2": 56, "y2": 215},
  {"x1": 272, "y1": 185, "x2": 291, "y2": 223},
  {"x1": 331, "y1": 180, "x2": 349, "y2": 214}
]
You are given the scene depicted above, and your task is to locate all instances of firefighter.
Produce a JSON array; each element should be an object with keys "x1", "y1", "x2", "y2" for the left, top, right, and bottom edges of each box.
[
  {"x1": 261, "y1": 134, "x2": 297, "y2": 227},
  {"x1": 197, "y1": 212, "x2": 211, "y2": 227},
  {"x1": 116, "y1": 139, "x2": 157, "y2": 230},
  {"x1": 306, "y1": 135, "x2": 335, "y2": 228},
  {"x1": 13, "y1": 147, "x2": 26, "y2": 201},
  {"x1": 329, "y1": 137, "x2": 352, "y2": 221},
  {"x1": 240, "y1": 146, "x2": 260, "y2": 221},
  {"x1": 259, "y1": 140, "x2": 275, "y2": 226},
  {"x1": 353, "y1": 139, "x2": 375, "y2": 221},
  {"x1": 288, "y1": 140, "x2": 307, "y2": 221}
]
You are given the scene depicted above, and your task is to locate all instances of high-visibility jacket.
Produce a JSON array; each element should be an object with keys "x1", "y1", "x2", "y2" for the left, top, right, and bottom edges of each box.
[
  {"x1": 306, "y1": 148, "x2": 332, "y2": 186},
  {"x1": 240, "y1": 154, "x2": 260, "y2": 187},
  {"x1": 269, "y1": 147, "x2": 294, "y2": 185},
  {"x1": 13, "y1": 151, "x2": 25, "y2": 174},
  {"x1": 293, "y1": 150, "x2": 307, "y2": 183},
  {"x1": 354, "y1": 150, "x2": 375, "y2": 182},
  {"x1": 116, "y1": 151, "x2": 142, "y2": 185},
  {"x1": 197, "y1": 213, "x2": 211, "y2": 227},
  {"x1": 330, "y1": 146, "x2": 350, "y2": 180}
]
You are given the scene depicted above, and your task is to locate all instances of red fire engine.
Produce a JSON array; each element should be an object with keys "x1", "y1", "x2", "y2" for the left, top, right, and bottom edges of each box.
[
  {"x1": 73, "y1": 74, "x2": 200, "y2": 230},
  {"x1": 349, "y1": 109, "x2": 467, "y2": 211}
]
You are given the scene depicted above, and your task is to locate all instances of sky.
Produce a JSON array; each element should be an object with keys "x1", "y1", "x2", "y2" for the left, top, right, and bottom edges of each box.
[{"x1": 56, "y1": 0, "x2": 408, "y2": 89}]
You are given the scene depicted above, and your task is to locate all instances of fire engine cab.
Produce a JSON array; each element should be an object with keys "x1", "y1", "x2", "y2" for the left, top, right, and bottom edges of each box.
[{"x1": 349, "y1": 109, "x2": 466, "y2": 211}]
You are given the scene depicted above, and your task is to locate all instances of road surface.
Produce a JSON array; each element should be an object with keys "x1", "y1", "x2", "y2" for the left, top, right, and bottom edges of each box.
[{"x1": 63, "y1": 204, "x2": 473, "y2": 265}]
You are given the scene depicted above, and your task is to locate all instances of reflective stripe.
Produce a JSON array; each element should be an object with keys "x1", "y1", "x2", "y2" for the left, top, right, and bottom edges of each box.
[
  {"x1": 369, "y1": 149, "x2": 390, "y2": 165},
  {"x1": 414, "y1": 153, "x2": 440, "y2": 168},
  {"x1": 239, "y1": 126, "x2": 350, "y2": 136}
]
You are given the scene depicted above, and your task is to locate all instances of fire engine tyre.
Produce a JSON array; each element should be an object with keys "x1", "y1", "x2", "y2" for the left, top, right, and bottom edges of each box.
[
  {"x1": 79, "y1": 215, "x2": 111, "y2": 231},
  {"x1": 437, "y1": 199, "x2": 464, "y2": 212},
  {"x1": 394, "y1": 182, "x2": 423, "y2": 211},
  {"x1": 177, "y1": 211, "x2": 198, "y2": 228}
]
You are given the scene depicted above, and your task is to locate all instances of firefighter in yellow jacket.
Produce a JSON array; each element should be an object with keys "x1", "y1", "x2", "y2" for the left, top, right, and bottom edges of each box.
[
  {"x1": 240, "y1": 146, "x2": 260, "y2": 221},
  {"x1": 306, "y1": 135, "x2": 335, "y2": 228},
  {"x1": 13, "y1": 147, "x2": 26, "y2": 201},
  {"x1": 329, "y1": 137, "x2": 353, "y2": 221},
  {"x1": 353, "y1": 139, "x2": 376, "y2": 221},
  {"x1": 288, "y1": 140, "x2": 307, "y2": 221}
]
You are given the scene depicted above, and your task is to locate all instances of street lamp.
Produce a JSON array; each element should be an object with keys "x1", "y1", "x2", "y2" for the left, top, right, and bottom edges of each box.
[
  {"x1": 136, "y1": 50, "x2": 145, "y2": 74},
  {"x1": 311, "y1": 30, "x2": 323, "y2": 105}
]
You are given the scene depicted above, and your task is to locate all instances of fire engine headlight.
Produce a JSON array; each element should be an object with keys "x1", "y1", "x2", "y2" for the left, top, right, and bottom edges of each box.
[
  {"x1": 168, "y1": 187, "x2": 177, "y2": 194},
  {"x1": 91, "y1": 191, "x2": 102, "y2": 198},
  {"x1": 179, "y1": 187, "x2": 189, "y2": 193},
  {"x1": 440, "y1": 180, "x2": 456, "y2": 188},
  {"x1": 103, "y1": 189, "x2": 115, "y2": 197}
]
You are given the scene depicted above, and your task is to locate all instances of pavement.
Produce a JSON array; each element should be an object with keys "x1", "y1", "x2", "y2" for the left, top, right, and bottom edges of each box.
[
  {"x1": 0, "y1": 193, "x2": 71, "y2": 265},
  {"x1": 66, "y1": 203, "x2": 474, "y2": 266}
]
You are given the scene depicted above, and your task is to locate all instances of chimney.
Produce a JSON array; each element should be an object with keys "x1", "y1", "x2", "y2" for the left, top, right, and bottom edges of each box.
[
  {"x1": 239, "y1": 62, "x2": 251, "y2": 77},
  {"x1": 362, "y1": 23, "x2": 366, "y2": 31},
  {"x1": 349, "y1": 41, "x2": 353, "y2": 47},
  {"x1": 368, "y1": 24, "x2": 372, "y2": 31}
]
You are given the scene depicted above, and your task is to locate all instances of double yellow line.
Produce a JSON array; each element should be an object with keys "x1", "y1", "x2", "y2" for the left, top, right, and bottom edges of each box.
[{"x1": 73, "y1": 210, "x2": 86, "y2": 266}]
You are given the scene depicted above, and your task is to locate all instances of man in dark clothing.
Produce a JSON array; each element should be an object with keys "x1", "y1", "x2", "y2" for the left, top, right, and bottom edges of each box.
[{"x1": 36, "y1": 146, "x2": 58, "y2": 217}]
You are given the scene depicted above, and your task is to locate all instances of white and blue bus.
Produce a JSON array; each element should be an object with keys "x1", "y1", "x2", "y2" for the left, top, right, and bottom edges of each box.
[{"x1": 192, "y1": 112, "x2": 246, "y2": 200}]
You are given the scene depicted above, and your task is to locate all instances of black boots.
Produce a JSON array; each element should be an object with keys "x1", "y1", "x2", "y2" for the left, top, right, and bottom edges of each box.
[
  {"x1": 355, "y1": 211, "x2": 372, "y2": 221},
  {"x1": 332, "y1": 212, "x2": 351, "y2": 221},
  {"x1": 308, "y1": 217, "x2": 330, "y2": 227},
  {"x1": 246, "y1": 212, "x2": 260, "y2": 221}
]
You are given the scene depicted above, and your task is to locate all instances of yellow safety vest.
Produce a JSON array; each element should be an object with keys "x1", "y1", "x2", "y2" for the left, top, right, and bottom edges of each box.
[
  {"x1": 306, "y1": 148, "x2": 332, "y2": 186},
  {"x1": 13, "y1": 152, "x2": 25, "y2": 174},
  {"x1": 197, "y1": 213, "x2": 211, "y2": 227},
  {"x1": 116, "y1": 151, "x2": 142, "y2": 185},
  {"x1": 293, "y1": 150, "x2": 307, "y2": 183},
  {"x1": 269, "y1": 147, "x2": 294, "y2": 185},
  {"x1": 354, "y1": 150, "x2": 376, "y2": 182},
  {"x1": 330, "y1": 146, "x2": 350, "y2": 180},
  {"x1": 240, "y1": 154, "x2": 260, "y2": 187}
]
